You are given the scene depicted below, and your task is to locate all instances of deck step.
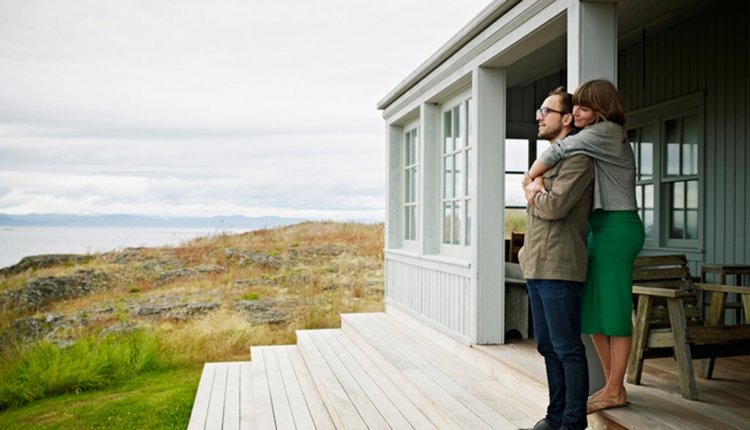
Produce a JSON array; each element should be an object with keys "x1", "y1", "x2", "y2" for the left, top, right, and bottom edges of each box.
[
  {"x1": 340, "y1": 312, "x2": 546, "y2": 429},
  {"x1": 187, "y1": 361, "x2": 252, "y2": 430},
  {"x1": 250, "y1": 345, "x2": 335, "y2": 430},
  {"x1": 296, "y1": 329, "x2": 437, "y2": 429}
]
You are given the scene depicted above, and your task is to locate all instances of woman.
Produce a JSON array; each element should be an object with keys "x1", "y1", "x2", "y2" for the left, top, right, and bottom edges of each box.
[{"x1": 524, "y1": 79, "x2": 645, "y2": 414}]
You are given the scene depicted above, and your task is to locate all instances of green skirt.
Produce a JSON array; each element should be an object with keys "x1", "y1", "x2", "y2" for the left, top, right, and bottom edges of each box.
[{"x1": 581, "y1": 210, "x2": 644, "y2": 336}]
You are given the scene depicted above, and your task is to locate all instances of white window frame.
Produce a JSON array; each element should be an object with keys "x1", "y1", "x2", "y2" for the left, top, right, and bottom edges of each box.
[
  {"x1": 402, "y1": 120, "x2": 420, "y2": 248},
  {"x1": 439, "y1": 91, "x2": 473, "y2": 257},
  {"x1": 628, "y1": 93, "x2": 703, "y2": 250}
]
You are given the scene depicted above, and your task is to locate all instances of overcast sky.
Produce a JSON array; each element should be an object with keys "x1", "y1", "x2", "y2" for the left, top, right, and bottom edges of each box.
[{"x1": 0, "y1": 0, "x2": 492, "y2": 221}]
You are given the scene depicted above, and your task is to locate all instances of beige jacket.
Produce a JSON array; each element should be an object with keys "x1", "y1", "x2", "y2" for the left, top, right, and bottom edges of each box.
[{"x1": 518, "y1": 154, "x2": 594, "y2": 282}]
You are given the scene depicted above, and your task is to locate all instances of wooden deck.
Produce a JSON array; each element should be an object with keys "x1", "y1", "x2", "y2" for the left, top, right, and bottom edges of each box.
[{"x1": 188, "y1": 309, "x2": 750, "y2": 429}]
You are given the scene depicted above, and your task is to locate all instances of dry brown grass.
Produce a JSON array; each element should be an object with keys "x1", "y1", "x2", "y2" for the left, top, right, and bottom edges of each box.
[{"x1": 0, "y1": 221, "x2": 385, "y2": 364}]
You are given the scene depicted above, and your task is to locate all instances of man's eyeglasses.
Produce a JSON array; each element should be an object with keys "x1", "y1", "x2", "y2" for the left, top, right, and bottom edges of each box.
[{"x1": 536, "y1": 106, "x2": 566, "y2": 118}]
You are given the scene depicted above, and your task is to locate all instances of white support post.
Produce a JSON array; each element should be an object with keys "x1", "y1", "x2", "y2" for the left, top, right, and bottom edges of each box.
[
  {"x1": 567, "y1": 0, "x2": 618, "y2": 90},
  {"x1": 421, "y1": 103, "x2": 441, "y2": 255},
  {"x1": 386, "y1": 124, "x2": 402, "y2": 250},
  {"x1": 567, "y1": 0, "x2": 618, "y2": 392},
  {"x1": 473, "y1": 66, "x2": 506, "y2": 344}
]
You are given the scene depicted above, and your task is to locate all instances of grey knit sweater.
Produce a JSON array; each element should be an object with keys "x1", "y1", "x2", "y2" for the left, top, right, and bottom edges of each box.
[{"x1": 538, "y1": 121, "x2": 638, "y2": 211}]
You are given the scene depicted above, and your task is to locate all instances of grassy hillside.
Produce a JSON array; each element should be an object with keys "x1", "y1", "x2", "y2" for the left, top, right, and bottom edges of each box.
[{"x1": 0, "y1": 221, "x2": 384, "y2": 428}]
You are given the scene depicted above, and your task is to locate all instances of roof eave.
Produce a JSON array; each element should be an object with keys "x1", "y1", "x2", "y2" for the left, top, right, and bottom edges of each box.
[{"x1": 376, "y1": 0, "x2": 522, "y2": 111}]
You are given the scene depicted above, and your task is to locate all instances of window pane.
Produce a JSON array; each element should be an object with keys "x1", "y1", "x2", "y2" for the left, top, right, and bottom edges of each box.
[
  {"x1": 454, "y1": 201, "x2": 462, "y2": 244},
  {"x1": 443, "y1": 203, "x2": 452, "y2": 243},
  {"x1": 444, "y1": 111, "x2": 452, "y2": 153},
  {"x1": 635, "y1": 185, "x2": 643, "y2": 208},
  {"x1": 443, "y1": 156, "x2": 453, "y2": 198},
  {"x1": 687, "y1": 180, "x2": 698, "y2": 209},
  {"x1": 644, "y1": 209, "x2": 654, "y2": 238},
  {"x1": 683, "y1": 115, "x2": 698, "y2": 175},
  {"x1": 644, "y1": 184, "x2": 654, "y2": 209},
  {"x1": 536, "y1": 141, "x2": 547, "y2": 160},
  {"x1": 404, "y1": 206, "x2": 412, "y2": 240},
  {"x1": 404, "y1": 169, "x2": 411, "y2": 202},
  {"x1": 505, "y1": 208, "x2": 526, "y2": 238},
  {"x1": 672, "y1": 181, "x2": 685, "y2": 209},
  {"x1": 505, "y1": 139, "x2": 529, "y2": 172},
  {"x1": 412, "y1": 128, "x2": 418, "y2": 162},
  {"x1": 465, "y1": 100, "x2": 471, "y2": 146},
  {"x1": 666, "y1": 119, "x2": 680, "y2": 176},
  {"x1": 466, "y1": 148, "x2": 472, "y2": 198},
  {"x1": 455, "y1": 151, "x2": 463, "y2": 198},
  {"x1": 505, "y1": 173, "x2": 526, "y2": 207},
  {"x1": 671, "y1": 210, "x2": 685, "y2": 239},
  {"x1": 453, "y1": 106, "x2": 461, "y2": 150},
  {"x1": 465, "y1": 201, "x2": 472, "y2": 246},
  {"x1": 640, "y1": 125, "x2": 654, "y2": 180}
]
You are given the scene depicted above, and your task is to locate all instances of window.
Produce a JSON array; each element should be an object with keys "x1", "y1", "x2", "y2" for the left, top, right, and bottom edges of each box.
[
  {"x1": 442, "y1": 97, "x2": 472, "y2": 247},
  {"x1": 628, "y1": 94, "x2": 702, "y2": 249},
  {"x1": 664, "y1": 116, "x2": 699, "y2": 242},
  {"x1": 403, "y1": 125, "x2": 419, "y2": 242},
  {"x1": 503, "y1": 137, "x2": 546, "y2": 236}
]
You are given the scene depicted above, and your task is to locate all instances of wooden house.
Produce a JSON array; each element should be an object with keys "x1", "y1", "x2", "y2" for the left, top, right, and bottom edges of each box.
[{"x1": 378, "y1": 0, "x2": 749, "y2": 345}]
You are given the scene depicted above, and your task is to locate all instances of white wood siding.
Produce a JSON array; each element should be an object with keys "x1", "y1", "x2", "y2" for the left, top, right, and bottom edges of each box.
[
  {"x1": 385, "y1": 254, "x2": 472, "y2": 341},
  {"x1": 617, "y1": 0, "x2": 750, "y2": 266}
]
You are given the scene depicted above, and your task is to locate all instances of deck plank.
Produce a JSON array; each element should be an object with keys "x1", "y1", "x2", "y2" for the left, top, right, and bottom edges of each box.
[
  {"x1": 345, "y1": 314, "x2": 502, "y2": 428},
  {"x1": 205, "y1": 363, "x2": 228, "y2": 430},
  {"x1": 304, "y1": 329, "x2": 392, "y2": 429},
  {"x1": 321, "y1": 329, "x2": 438, "y2": 429},
  {"x1": 368, "y1": 313, "x2": 545, "y2": 424},
  {"x1": 223, "y1": 363, "x2": 240, "y2": 430},
  {"x1": 188, "y1": 312, "x2": 750, "y2": 430},
  {"x1": 239, "y1": 362, "x2": 254, "y2": 430},
  {"x1": 274, "y1": 346, "x2": 317, "y2": 430},
  {"x1": 262, "y1": 346, "x2": 296, "y2": 429},
  {"x1": 251, "y1": 348, "x2": 276, "y2": 429},
  {"x1": 286, "y1": 347, "x2": 336, "y2": 430},
  {"x1": 297, "y1": 330, "x2": 368, "y2": 429},
  {"x1": 188, "y1": 362, "x2": 216, "y2": 430}
]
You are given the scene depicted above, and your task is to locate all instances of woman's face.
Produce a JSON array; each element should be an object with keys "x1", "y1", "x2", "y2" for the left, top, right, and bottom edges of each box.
[{"x1": 573, "y1": 105, "x2": 596, "y2": 128}]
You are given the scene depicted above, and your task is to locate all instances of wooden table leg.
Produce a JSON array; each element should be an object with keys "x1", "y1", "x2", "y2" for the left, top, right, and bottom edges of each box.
[
  {"x1": 667, "y1": 297, "x2": 698, "y2": 400},
  {"x1": 627, "y1": 294, "x2": 652, "y2": 385}
]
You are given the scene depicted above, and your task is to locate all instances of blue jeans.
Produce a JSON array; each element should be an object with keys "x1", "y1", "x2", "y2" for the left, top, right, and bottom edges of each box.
[{"x1": 526, "y1": 279, "x2": 589, "y2": 430}]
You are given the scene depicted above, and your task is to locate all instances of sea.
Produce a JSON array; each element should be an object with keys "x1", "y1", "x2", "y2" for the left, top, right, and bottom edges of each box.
[{"x1": 0, "y1": 226, "x2": 244, "y2": 269}]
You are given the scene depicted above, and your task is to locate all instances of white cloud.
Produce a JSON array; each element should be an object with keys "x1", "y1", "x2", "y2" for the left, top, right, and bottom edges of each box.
[{"x1": 0, "y1": 0, "x2": 491, "y2": 219}]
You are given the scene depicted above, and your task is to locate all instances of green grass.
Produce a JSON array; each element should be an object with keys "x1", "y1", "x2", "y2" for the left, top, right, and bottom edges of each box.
[
  {"x1": 0, "y1": 330, "x2": 165, "y2": 411},
  {"x1": 0, "y1": 367, "x2": 200, "y2": 430}
]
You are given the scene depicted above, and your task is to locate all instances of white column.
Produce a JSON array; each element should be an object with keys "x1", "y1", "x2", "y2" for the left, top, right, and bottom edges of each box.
[
  {"x1": 567, "y1": 0, "x2": 617, "y2": 89},
  {"x1": 421, "y1": 103, "x2": 441, "y2": 255},
  {"x1": 473, "y1": 66, "x2": 506, "y2": 344},
  {"x1": 385, "y1": 124, "x2": 402, "y2": 250},
  {"x1": 567, "y1": 0, "x2": 618, "y2": 393}
]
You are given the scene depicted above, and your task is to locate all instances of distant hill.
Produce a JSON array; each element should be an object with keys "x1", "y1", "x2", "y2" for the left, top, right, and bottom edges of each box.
[{"x1": 0, "y1": 213, "x2": 305, "y2": 229}]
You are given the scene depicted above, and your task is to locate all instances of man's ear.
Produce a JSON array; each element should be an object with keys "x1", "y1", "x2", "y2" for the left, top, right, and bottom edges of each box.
[{"x1": 561, "y1": 113, "x2": 573, "y2": 127}]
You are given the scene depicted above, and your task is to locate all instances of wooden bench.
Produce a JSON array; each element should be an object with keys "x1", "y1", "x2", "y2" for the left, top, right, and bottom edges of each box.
[{"x1": 626, "y1": 255, "x2": 750, "y2": 399}]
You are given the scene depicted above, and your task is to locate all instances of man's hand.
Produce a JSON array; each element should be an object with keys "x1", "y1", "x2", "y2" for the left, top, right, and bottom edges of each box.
[
  {"x1": 524, "y1": 176, "x2": 545, "y2": 206},
  {"x1": 521, "y1": 171, "x2": 532, "y2": 188}
]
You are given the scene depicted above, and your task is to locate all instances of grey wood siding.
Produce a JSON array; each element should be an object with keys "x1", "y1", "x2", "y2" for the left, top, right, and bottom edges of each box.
[{"x1": 617, "y1": 0, "x2": 749, "y2": 266}]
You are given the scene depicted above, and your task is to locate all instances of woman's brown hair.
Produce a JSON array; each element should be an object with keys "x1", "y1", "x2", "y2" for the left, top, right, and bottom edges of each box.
[{"x1": 572, "y1": 79, "x2": 626, "y2": 126}]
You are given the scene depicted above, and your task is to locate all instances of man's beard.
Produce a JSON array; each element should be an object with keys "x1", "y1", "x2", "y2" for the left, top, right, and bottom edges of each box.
[{"x1": 538, "y1": 125, "x2": 562, "y2": 140}]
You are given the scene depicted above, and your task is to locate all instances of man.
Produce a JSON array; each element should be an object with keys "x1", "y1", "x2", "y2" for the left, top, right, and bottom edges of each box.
[{"x1": 518, "y1": 88, "x2": 594, "y2": 430}]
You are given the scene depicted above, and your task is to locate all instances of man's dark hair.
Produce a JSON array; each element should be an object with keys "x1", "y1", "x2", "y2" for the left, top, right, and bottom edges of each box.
[
  {"x1": 548, "y1": 86, "x2": 573, "y2": 114},
  {"x1": 548, "y1": 86, "x2": 579, "y2": 135}
]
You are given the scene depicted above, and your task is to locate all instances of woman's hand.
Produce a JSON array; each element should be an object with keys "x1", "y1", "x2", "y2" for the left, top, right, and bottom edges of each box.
[
  {"x1": 521, "y1": 171, "x2": 532, "y2": 188},
  {"x1": 524, "y1": 176, "x2": 545, "y2": 206}
]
